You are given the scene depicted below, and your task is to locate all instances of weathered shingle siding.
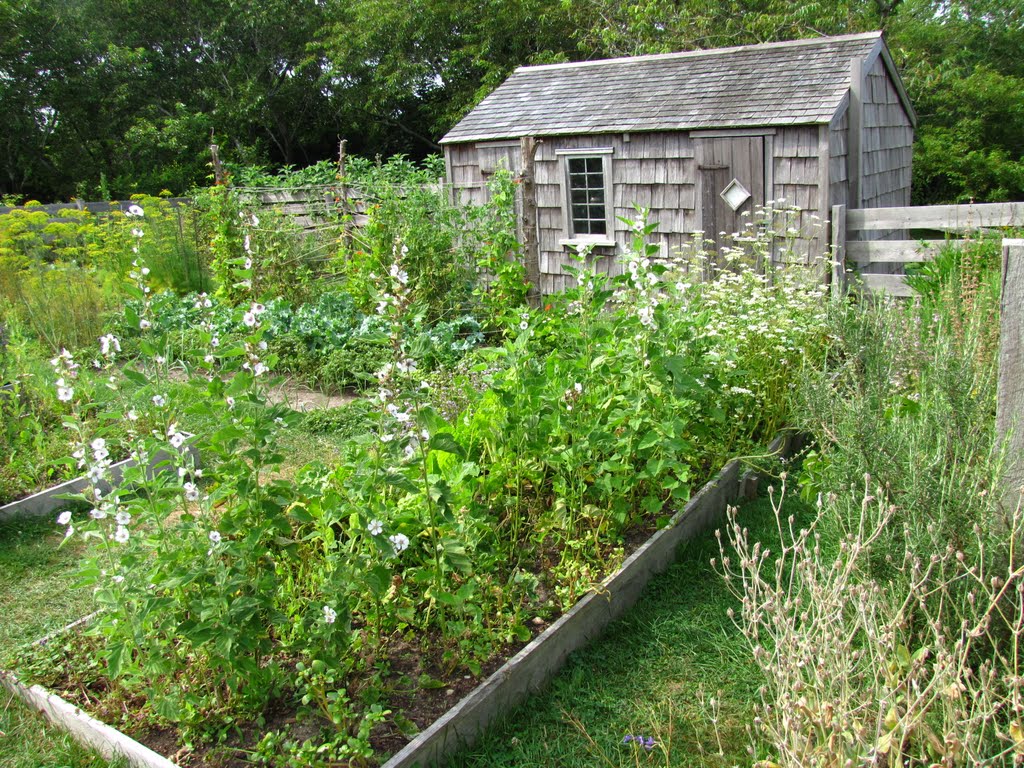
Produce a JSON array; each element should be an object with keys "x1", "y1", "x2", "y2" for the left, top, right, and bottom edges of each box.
[
  {"x1": 829, "y1": 109, "x2": 850, "y2": 212},
  {"x1": 446, "y1": 144, "x2": 489, "y2": 206},
  {"x1": 861, "y1": 55, "x2": 913, "y2": 209},
  {"x1": 770, "y1": 126, "x2": 827, "y2": 259},
  {"x1": 530, "y1": 132, "x2": 701, "y2": 293}
]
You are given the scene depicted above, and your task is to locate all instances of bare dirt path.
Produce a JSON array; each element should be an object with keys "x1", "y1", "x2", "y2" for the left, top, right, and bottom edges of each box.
[{"x1": 263, "y1": 378, "x2": 357, "y2": 411}]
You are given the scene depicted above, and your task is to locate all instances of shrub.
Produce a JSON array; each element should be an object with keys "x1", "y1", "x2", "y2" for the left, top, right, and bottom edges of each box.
[
  {"x1": 339, "y1": 155, "x2": 476, "y2": 323},
  {"x1": 794, "y1": 240, "x2": 1001, "y2": 579},
  {"x1": 0, "y1": 196, "x2": 207, "y2": 352},
  {"x1": 298, "y1": 399, "x2": 375, "y2": 437}
]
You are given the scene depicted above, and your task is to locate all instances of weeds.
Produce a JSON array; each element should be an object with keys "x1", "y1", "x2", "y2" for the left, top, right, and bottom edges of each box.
[{"x1": 718, "y1": 478, "x2": 1024, "y2": 766}]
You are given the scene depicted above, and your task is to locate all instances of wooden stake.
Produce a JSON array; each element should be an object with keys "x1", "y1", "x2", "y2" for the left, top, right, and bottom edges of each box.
[
  {"x1": 518, "y1": 136, "x2": 541, "y2": 304},
  {"x1": 337, "y1": 138, "x2": 352, "y2": 251}
]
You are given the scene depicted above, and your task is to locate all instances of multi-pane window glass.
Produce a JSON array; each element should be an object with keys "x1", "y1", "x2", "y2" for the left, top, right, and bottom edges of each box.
[{"x1": 567, "y1": 156, "x2": 607, "y2": 236}]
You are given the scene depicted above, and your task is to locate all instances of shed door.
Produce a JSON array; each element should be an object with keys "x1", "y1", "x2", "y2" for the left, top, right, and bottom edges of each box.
[{"x1": 695, "y1": 136, "x2": 766, "y2": 257}]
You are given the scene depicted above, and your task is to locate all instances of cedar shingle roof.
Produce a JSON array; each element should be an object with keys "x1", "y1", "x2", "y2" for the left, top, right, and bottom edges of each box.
[{"x1": 441, "y1": 32, "x2": 891, "y2": 144}]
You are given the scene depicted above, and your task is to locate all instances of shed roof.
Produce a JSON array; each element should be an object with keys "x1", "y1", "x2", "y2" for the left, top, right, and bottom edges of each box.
[{"x1": 442, "y1": 32, "x2": 910, "y2": 144}]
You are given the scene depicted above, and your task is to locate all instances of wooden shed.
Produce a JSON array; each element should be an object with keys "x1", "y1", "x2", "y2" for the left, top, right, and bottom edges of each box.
[{"x1": 440, "y1": 31, "x2": 916, "y2": 293}]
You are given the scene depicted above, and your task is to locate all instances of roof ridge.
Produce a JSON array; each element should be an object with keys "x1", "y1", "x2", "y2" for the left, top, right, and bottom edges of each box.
[{"x1": 514, "y1": 31, "x2": 883, "y2": 74}]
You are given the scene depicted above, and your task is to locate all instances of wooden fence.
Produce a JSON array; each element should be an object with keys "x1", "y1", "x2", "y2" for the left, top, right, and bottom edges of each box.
[
  {"x1": 244, "y1": 186, "x2": 368, "y2": 232},
  {"x1": 830, "y1": 201, "x2": 1024, "y2": 297}
]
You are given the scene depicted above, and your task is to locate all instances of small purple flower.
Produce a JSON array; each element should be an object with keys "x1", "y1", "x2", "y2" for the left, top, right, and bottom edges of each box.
[{"x1": 622, "y1": 734, "x2": 656, "y2": 751}]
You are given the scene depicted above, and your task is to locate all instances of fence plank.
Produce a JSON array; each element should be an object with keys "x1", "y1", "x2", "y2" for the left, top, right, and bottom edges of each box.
[
  {"x1": 846, "y1": 240, "x2": 946, "y2": 265},
  {"x1": 848, "y1": 202, "x2": 1024, "y2": 232},
  {"x1": 859, "y1": 273, "x2": 914, "y2": 297},
  {"x1": 998, "y1": 239, "x2": 1024, "y2": 514}
]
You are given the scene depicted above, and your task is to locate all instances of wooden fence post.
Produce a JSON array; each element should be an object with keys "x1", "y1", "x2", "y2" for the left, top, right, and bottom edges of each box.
[
  {"x1": 998, "y1": 239, "x2": 1024, "y2": 515},
  {"x1": 518, "y1": 136, "x2": 541, "y2": 305},
  {"x1": 830, "y1": 204, "x2": 847, "y2": 297}
]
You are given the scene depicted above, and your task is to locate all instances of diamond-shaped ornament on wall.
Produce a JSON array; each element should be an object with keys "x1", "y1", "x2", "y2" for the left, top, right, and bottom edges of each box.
[{"x1": 720, "y1": 178, "x2": 751, "y2": 211}]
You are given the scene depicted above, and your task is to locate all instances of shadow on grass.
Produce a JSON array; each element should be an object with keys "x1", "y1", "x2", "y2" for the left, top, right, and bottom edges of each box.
[{"x1": 447, "y1": 491, "x2": 816, "y2": 768}]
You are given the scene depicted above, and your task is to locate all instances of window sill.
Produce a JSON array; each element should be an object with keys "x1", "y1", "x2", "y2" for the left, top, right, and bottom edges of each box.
[{"x1": 559, "y1": 237, "x2": 616, "y2": 249}]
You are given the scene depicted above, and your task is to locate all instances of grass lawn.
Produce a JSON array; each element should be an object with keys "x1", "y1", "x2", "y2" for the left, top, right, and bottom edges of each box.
[
  {"x1": 0, "y1": 514, "x2": 120, "y2": 768},
  {"x1": 447, "y1": 491, "x2": 814, "y2": 768}
]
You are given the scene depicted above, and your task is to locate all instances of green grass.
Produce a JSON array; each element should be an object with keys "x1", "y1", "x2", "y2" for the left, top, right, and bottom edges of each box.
[
  {"x1": 0, "y1": 515, "x2": 95, "y2": 656},
  {"x1": 0, "y1": 697, "x2": 123, "y2": 768},
  {"x1": 0, "y1": 514, "x2": 116, "y2": 768},
  {"x1": 447, "y1": 491, "x2": 816, "y2": 768}
]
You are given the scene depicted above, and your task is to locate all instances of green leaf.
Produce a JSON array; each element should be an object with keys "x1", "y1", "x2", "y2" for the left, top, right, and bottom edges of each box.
[
  {"x1": 106, "y1": 642, "x2": 125, "y2": 678},
  {"x1": 638, "y1": 430, "x2": 662, "y2": 451},
  {"x1": 384, "y1": 471, "x2": 420, "y2": 495},
  {"x1": 226, "y1": 373, "x2": 254, "y2": 395},
  {"x1": 121, "y1": 368, "x2": 150, "y2": 386},
  {"x1": 362, "y1": 564, "x2": 392, "y2": 598},
  {"x1": 428, "y1": 432, "x2": 465, "y2": 458}
]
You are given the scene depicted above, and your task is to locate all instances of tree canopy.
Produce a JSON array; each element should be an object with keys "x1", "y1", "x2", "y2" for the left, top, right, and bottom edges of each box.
[{"x1": 1, "y1": 0, "x2": 1020, "y2": 204}]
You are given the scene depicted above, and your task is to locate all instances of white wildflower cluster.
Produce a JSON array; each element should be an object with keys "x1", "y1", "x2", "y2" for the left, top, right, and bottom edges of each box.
[
  {"x1": 660, "y1": 204, "x2": 830, "y2": 420},
  {"x1": 99, "y1": 334, "x2": 121, "y2": 360},
  {"x1": 242, "y1": 300, "x2": 265, "y2": 329},
  {"x1": 129, "y1": 259, "x2": 154, "y2": 330},
  {"x1": 362, "y1": 517, "x2": 410, "y2": 557},
  {"x1": 190, "y1": 292, "x2": 220, "y2": 369},
  {"x1": 206, "y1": 529, "x2": 222, "y2": 556},
  {"x1": 240, "y1": 302, "x2": 270, "y2": 376},
  {"x1": 51, "y1": 348, "x2": 79, "y2": 403},
  {"x1": 372, "y1": 241, "x2": 426, "y2": 457},
  {"x1": 127, "y1": 206, "x2": 145, "y2": 255},
  {"x1": 388, "y1": 532, "x2": 410, "y2": 554},
  {"x1": 375, "y1": 363, "x2": 429, "y2": 461},
  {"x1": 237, "y1": 211, "x2": 260, "y2": 290},
  {"x1": 615, "y1": 216, "x2": 663, "y2": 330},
  {"x1": 376, "y1": 243, "x2": 412, "y2": 320}
]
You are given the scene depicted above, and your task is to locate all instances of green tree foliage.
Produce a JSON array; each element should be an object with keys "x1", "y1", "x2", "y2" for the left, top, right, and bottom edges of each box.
[
  {"x1": 315, "y1": 0, "x2": 577, "y2": 155},
  {"x1": 888, "y1": 0, "x2": 1024, "y2": 203},
  {"x1": 0, "y1": 0, "x2": 1021, "y2": 204},
  {"x1": 0, "y1": 0, "x2": 333, "y2": 200}
]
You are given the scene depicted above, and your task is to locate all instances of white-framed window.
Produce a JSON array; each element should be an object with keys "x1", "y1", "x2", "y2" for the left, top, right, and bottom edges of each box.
[{"x1": 557, "y1": 148, "x2": 614, "y2": 246}]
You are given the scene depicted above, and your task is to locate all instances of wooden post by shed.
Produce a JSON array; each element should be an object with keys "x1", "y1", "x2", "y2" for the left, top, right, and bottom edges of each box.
[
  {"x1": 209, "y1": 144, "x2": 226, "y2": 185},
  {"x1": 998, "y1": 239, "x2": 1024, "y2": 515},
  {"x1": 519, "y1": 136, "x2": 541, "y2": 304}
]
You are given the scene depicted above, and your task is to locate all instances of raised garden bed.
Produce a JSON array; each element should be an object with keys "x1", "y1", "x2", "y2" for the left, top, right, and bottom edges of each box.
[
  {"x1": 0, "y1": 433, "x2": 799, "y2": 768},
  {"x1": 0, "y1": 437, "x2": 200, "y2": 524}
]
